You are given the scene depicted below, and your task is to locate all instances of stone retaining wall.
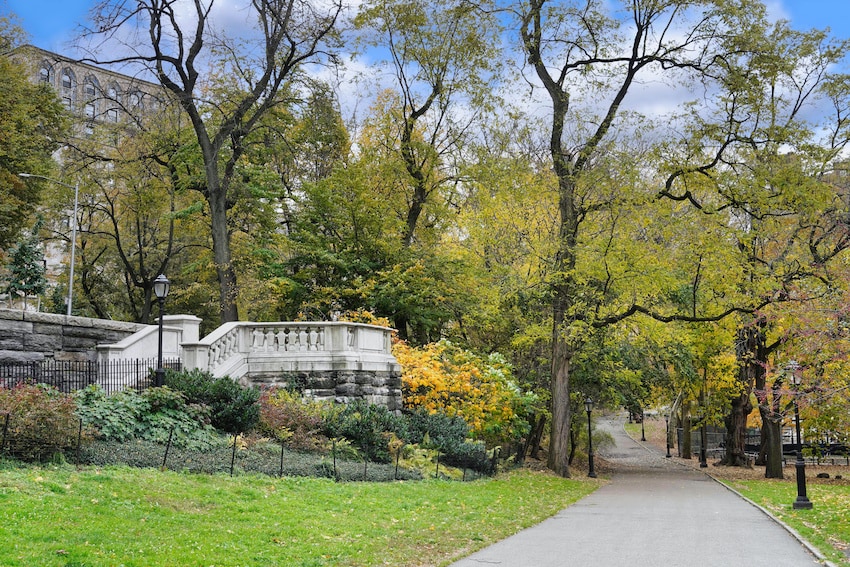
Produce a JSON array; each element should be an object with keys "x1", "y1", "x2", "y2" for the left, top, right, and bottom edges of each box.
[{"x1": 0, "y1": 309, "x2": 146, "y2": 363}]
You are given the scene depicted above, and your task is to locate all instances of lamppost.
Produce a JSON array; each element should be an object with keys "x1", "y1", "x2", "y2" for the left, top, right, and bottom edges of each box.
[
  {"x1": 699, "y1": 411, "x2": 708, "y2": 468},
  {"x1": 787, "y1": 360, "x2": 813, "y2": 510},
  {"x1": 18, "y1": 173, "x2": 79, "y2": 316},
  {"x1": 640, "y1": 408, "x2": 647, "y2": 441},
  {"x1": 153, "y1": 274, "x2": 170, "y2": 387},
  {"x1": 664, "y1": 413, "x2": 672, "y2": 458},
  {"x1": 585, "y1": 397, "x2": 596, "y2": 478}
]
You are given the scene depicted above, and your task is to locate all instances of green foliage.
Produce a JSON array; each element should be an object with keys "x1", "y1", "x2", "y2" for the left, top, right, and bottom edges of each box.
[
  {"x1": 0, "y1": 47, "x2": 68, "y2": 251},
  {"x1": 74, "y1": 385, "x2": 221, "y2": 451},
  {"x1": 4, "y1": 218, "x2": 47, "y2": 303},
  {"x1": 164, "y1": 369, "x2": 260, "y2": 434},
  {"x1": 0, "y1": 384, "x2": 81, "y2": 461},
  {"x1": 74, "y1": 385, "x2": 147, "y2": 441},
  {"x1": 324, "y1": 399, "x2": 408, "y2": 463},
  {"x1": 257, "y1": 388, "x2": 329, "y2": 451},
  {"x1": 405, "y1": 409, "x2": 493, "y2": 473}
]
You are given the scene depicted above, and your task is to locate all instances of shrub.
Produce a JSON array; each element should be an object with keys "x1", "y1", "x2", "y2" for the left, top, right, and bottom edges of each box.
[
  {"x1": 405, "y1": 409, "x2": 493, "y2": 474},
  {"x1": 164, "y1": 369, "x2": 260, "y2": 434},
  {"x1": 74, "y1": 385, "x2": 146, "y2": 441},
  {"x1": 324, "y1": 400, "x2": 408, "y2": 463},
  {"x1": 257, "y1": 388, "x2": 329, "y2": 451},
  {"x1": 75, "y1": 385, "x2": 222, "y2": 451},
  {"x1": 394, "y1": 339, "x2": 533, "y2": 446},
  {"x1": 0, "y1": 384, "x2": 82, "y2": 461}
]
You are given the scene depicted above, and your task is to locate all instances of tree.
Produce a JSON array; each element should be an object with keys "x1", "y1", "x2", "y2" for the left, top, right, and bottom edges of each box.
[
  {"x1": 514, "y1": 0, "x2": 850, "y2": 477},
  {"x1": 0, "y1": 18, "x2": 67, "y2": 252},
  {"x1": 83, "y1": 0, "x2": 343, "y2": 323},
  {"x1": 514, "y1": 0, "x2": 756, "y2": 476},
  {"x1": 4, "y1": 219, "x2": 47, "y2": 310},
  {"x1": 354, "y1": 0, "x2": 501, "y2": 248}
]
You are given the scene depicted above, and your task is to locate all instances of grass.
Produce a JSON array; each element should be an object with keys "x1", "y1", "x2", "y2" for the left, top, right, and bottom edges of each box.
[
  {"x1": 723, "y1": 479, "x2": 850, "y2": 566},
  {"x1": 0, "y1": 462, "x2": 599, "y2": 567}
]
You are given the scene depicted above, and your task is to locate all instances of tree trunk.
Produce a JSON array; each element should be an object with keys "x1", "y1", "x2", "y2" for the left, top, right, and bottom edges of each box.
[
  {"x1": 206, "y1": 168, "x2": 239, "y2": 324},
  {"x1": 567, "y1": 418, "x2": 577, "y2": 466},
  {"x1": 547, "y1": 334, "x2": 572, "y2": 477},
  {"x1": 761, "y1": 411, "x2": 784, "y2": 478},
  {"x1": 523, "y1": 414, "x2": 547, "y2": 461},
  {"x1": 681, "y1": 402, "x2": 692, "y2": 459},
  {"x1": 720, "y1": 392, "x2": 753, "y2": 467},
  {"x1": 720, "y1": 322, "x2": 765, "y2": 467}
]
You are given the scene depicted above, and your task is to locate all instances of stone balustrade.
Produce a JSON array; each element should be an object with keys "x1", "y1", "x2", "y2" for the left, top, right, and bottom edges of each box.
[{"x1": 181, "y1": 321, "x2": 402, "y2": 410}]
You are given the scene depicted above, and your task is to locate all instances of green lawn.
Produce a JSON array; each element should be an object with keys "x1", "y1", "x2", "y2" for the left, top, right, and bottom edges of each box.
[
  {"x1": 0, "y1": 463, "x2": 599, "y2": 567},
  {"x1": 724, "y1": 479, "x2": 850, "y2": 566}
]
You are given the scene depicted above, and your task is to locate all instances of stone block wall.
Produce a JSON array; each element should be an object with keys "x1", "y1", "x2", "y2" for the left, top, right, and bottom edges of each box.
[
  {"x1": 0, "y1": 309, "x2": 145, "y2": 363},
  {"x1": 246, "y1": 369, "x2": 403, "y2": 412}
]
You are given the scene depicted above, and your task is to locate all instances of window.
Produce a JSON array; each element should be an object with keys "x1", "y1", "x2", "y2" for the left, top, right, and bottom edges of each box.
[
  {"x1": 85, "y1": 102, "x2": 96, "y2": 119},
  {"x1": 60, "y1": 68, "x2": 76, "y2": 108},
  {"x1": 39, "y1": 63, "x2": 52, "y2": 85},
  {"x1": 61, "y1": 68, "x2": 74, "y2": 90},
  {"x1": 106, "y1": 84, "x2": 121, "y2": 123}
]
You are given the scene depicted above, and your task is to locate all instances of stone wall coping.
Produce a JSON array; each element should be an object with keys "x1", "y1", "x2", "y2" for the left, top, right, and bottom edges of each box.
[{"x1": 0, "y1": 308, "x2": 146, "y2": 332}]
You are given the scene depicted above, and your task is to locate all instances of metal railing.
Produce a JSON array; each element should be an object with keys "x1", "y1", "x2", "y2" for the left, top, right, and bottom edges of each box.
[{"x1": 0, "y1": 358, "x2": 182, "y2": 394}]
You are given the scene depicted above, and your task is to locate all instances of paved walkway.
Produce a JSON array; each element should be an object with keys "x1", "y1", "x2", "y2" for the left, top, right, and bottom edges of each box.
[{"x1": 449, "y1": 415, "x2": 827, "y2": 567}]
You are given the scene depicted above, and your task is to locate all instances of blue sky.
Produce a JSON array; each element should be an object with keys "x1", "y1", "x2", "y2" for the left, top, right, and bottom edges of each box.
[{"x1": 4, "y1": 0, "x2": 850, "y2": 52}]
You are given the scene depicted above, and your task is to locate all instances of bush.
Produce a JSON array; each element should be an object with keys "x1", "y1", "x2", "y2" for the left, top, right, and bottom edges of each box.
[
  {"x1": 324, "y1": 400, "x2": 408, "y2": 463},
  {"x1": 0, "y1": 384, "x2": 82, "y2": 461},
  {"x1": 164, "y1": 369, "x2": 260, "y2": 434},
  {"x1": 75, "y1": 385, "x2": 147, "y2": 441},
  {"x1": 75, "y1": 385, "x2": 222, "y2": 451},
  {"x1": 405, "y1": 409, "x2": 493, "y2": 474},
  {"x1": 394, "y1": 340, "x2": 534, "y2": 446},
  {"x1": 257, "y1": 388, "x2": 329, "y2": 451}
]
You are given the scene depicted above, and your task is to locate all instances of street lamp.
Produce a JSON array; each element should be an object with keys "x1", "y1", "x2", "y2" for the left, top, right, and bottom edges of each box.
[
  {"x1": 698, "y1": 410, "x2": 708, "y2": 468},
  {"x1": 664, "y1": 413, "x2": 672, "y2": 458},
  {"x1": 18, "y1": 173, "x2": 79, "y2": 316},
  {"x1": 585, "y1": 397, "x2": 596, "y2": 478},
  {"x1": 787, "y1": 360, "x2": 812, "y2": 510},
  {"x1": 640, "y1": 408, "x2": 647, "y2": 441},
  {"x1": 153, "y1": 274, "x2": 170, "y2": 387}
]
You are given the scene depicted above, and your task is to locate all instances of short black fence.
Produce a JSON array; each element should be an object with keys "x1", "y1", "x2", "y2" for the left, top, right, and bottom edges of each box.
[{"x1": 0, "y1": 358, "x2": 182, "y2": 394}]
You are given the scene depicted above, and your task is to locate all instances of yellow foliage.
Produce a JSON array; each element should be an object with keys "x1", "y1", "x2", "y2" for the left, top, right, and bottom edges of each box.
[{"x1": 393, "y1": 339, "x2": 527, "y2": 444}]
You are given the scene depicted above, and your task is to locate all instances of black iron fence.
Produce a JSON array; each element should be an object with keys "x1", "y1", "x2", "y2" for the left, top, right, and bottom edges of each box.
[{"x1": 0, "y1": 358, "x2": 182, "y2": 394}]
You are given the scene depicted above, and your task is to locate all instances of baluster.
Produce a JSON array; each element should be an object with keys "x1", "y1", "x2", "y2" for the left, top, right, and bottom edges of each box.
[
  {"x1": 265, "y1": 328, "x2": 276, "y2": 352},
  {"x1": 308, "y1": 327, "x2": 318, "y2": 351},
  {"x1": 251, "y1": 327, "x2": 264, "y2": 352},
  {"x1": 317, "y1": 327, "x2": 325, "y2": 351}
]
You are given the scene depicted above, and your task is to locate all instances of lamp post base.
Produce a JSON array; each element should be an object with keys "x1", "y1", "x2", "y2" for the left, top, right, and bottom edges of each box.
[{"x1": 793, "y1": 456, "x2": 812, "y2": 510}]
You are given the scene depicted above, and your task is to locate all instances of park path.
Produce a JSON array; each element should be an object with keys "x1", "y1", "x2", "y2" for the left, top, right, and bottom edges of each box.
[{"x1": 448, "y1": 414, "x2": 827, "y2": 567}]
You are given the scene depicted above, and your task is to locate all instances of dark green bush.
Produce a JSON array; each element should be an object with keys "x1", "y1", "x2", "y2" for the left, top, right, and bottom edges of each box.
[
  {"x1": 405, "y1": 409, "x2": 493, "y2": 474},
  {"x1": 324, "y1": 400, "x2": 408, "y2": 463},
  {"x1": 164, "y1": 369, "x2": 260, "y2": 434},
  {"x1": 0, "y1": 384, "x2": 82, "y2": 461}
]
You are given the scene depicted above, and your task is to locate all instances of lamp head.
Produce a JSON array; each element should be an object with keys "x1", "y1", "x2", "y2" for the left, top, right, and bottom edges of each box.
[
  {"x1": 584, "y1": 397, "x2": 593, "y2": 413},
  {"x1": 785, "y1": 360, "x2": 802, "y2": 386},
  {"x1": 153, "y1": 274, "x2": 170, "y2": 299}
]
